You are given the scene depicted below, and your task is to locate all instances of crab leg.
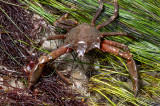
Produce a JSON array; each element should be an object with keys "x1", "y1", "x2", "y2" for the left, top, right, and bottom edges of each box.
[
  {"x1": 33, "y1": 34, "x2": 66, "y2": 50},
  {"x1": 54, "y1": 13, "x2": 78, "y2": 29},
  {"x1": 101, "y1": 40, "x2": 138, "y2": 96},
  {"x1": 102, "y1": 32, "x2": 137, "y2": 41},
  {"x1": 47, "y1": 34, "x2": 66, "y2": 40},
  {"x1": 91, "y1": 0, "x2": 103, "y2": 26},
  {"x1": 96, "y1": 0, "x2": 118, "y2": 29},
  {"x1": 54, "y1": 22, "x2": 74, "y2": 29},
  {"x1": 28, "y1": 45, "x2": 71, "y2": 89}
]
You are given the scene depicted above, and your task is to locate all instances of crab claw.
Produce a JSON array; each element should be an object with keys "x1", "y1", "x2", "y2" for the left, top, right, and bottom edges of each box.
[
  {"x1": 119, "y1": 52, "x2": 139, "y2": 96},
  {"x1": 101, "y1": 42, "x2": 139, "y2": 96},
  {"x1": 127, "y1": 59, "x2": 138, "y2": 96},
  {"x1": 28, "y1": 46, "x2": 71, "y2": 90}
]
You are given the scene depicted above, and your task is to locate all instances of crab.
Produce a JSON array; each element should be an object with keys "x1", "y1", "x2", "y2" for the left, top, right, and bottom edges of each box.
[{"x1": 28, "y1": 0, "x2": 138, "y2": 96}]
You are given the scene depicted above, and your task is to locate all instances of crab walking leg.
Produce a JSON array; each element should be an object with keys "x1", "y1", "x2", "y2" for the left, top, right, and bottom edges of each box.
[
  {"x1": 59, "y1": 19, "x2": 78, "y2": 26},
  {"x1": 91, "y1": 0, "x2": 103, "y2": 26},
  {"x1": 47, "y1": 34, "x2": 66, "y2": 40},
  {"x1": 35, "y1": 35, "x2": 66, "y2": 49},
  {"x1": 54, "y1": 13, "x2": 78, "y2": 29},
  {"x1": 28, "y1": 45, "x2": 71, "y2": 89},
  {"x1": 102, "y1": 32, "x2": 137, "y2": 41},
  {"x1": 58, "y1": 13, "x2": 78, "y2": 25},
  {"x1": 96, "y1": 0, "x2": 118, "y2": 29},
  {"x1": 56, "y1": 70, "x2": 72, "y2": 85},
  {"x1": 54, "y1": 22, "x2": 74, "y2": 29},
  {"x1": 101, "y1": 42, "x2": 138, "y2": 96}
]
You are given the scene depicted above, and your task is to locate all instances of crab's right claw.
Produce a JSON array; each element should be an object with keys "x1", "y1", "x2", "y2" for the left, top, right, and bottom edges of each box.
[
  {"x1": 28, "y1": 46, "x2": 71, "y2": 90},
  {"x1": 28, "y1": 62, "x2": 45, "y2": 89}
]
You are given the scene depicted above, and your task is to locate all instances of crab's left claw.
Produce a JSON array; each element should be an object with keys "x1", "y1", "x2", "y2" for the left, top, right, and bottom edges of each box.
[
  {"x1": 28, "y1": 45, "x2": 71, "y2": 90},
  {"x1": 119, "y1": 51, "x2": 138, "y2": 96},
  {"x1": 101, "y1": 40, "x2": 139, "y2": 96},
  {"x1": 126, "y1": 59, "x2": 138, "y2": 96}
]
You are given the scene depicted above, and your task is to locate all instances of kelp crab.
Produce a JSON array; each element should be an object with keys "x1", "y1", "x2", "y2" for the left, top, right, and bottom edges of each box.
[{"x1": 28, "y1": 0, "x2": 138, "y2": 96}]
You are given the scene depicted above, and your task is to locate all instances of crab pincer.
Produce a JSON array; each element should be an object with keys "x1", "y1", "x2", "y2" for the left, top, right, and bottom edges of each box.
[{"x1": 28, "y1": 46, "x2": 71, "y2": 89}]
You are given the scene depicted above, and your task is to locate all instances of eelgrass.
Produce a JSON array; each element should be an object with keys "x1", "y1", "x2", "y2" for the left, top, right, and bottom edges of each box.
[{"x1": 3, "y1": 0, "x2": 160, "y2": 105}]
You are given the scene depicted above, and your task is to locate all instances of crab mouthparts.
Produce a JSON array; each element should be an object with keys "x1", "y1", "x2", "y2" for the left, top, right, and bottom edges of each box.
[
  {"x1": 76, "y1": 42, "x2": 100, "y2": 58},
  {"x1": 77, "y1": 49, "x2": 86, "y2": 58},
  {"x1": 76, "y1": 44, "x2": 88, "y2": 58}
]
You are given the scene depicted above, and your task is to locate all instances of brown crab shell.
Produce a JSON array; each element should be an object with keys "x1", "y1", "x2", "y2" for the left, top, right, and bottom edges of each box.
[{"x1": 64, "y1": 23, "x2": 101, "y2": 57}]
